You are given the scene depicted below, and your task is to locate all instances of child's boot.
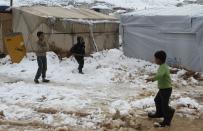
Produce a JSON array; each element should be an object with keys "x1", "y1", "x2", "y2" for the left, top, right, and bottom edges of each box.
[
  {"x1": 78, "y1": 68, "x2": 84, "y2": 74},
  {"x1": 168, "y1": 107, "x2": 175, "y2": 124},
  {"x1": 155, "y1": 108, "x2": 175, "y2": 128},
  {"x1": 42, "y1": 78, "x2": 50, "y2": 83},
  {"x1": 34, "y1": 79, "x2": 39, "y2": 84},
  {"x1": 148, "y1": 112, "x2": 163, "y2": 118},
  {"x1": 154, "y1": 121, "x2": 170, "y2": 128}
]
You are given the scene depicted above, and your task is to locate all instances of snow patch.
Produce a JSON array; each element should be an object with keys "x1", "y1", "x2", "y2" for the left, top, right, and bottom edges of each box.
[
  {"x1": 173, "y1": 97, "x2": 200, "y2": 109},
  {"x1": 131, "y1": 97, "x2": 154, "y2": 109}
]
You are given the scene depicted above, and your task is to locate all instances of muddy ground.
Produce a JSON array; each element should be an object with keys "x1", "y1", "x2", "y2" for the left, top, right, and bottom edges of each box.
[
  {"x1": 0, "y1": 84, "x2": 202, "y2": 131},
  {"x1": 0, "y1": 115, "x2": 203, "y2": 131},
  {"x1": 0, "y1": 74, "x2": 203, "y2": 131}
]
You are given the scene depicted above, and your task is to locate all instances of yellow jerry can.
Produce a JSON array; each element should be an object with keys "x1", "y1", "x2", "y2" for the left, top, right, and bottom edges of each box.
[{"x1": 4, "y1": 32, "x2": 26, "y2": 63}]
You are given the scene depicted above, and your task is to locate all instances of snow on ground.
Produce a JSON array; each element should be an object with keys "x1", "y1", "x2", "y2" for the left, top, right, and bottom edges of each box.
[
  {"x1": 93, "y1": 0, "x2": 183, "y2": 9},
  {"x1": 0, "y1": 49, "x2": 156, "y2": 86},
  {"x1": 1, "y1": 0, "x2": 203, "y2": 130},
  {"x1": 0, "y1": 49, "x2": 202, "y2": 129}
]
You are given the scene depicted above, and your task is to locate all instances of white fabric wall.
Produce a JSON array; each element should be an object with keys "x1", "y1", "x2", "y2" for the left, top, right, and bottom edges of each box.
[{"x1": 121, "y1": 15, "x2": 203, "y2": 72}]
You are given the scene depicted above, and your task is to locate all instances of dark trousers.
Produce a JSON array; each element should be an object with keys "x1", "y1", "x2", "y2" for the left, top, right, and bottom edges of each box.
[
  {"x1": 35, "y1": 56, "x2": 47, "y2": 80},
  {"x1": 154, "y1": 88, "x2": 173, "y2": 123},
  {"x1": 74, "y1": 56, "x2": 84, "y2": 72}
]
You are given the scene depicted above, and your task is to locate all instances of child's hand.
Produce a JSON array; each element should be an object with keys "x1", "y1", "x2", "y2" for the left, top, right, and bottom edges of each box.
[{"x1": 146, "y1": 77, "x2": 154, "y2": 83}]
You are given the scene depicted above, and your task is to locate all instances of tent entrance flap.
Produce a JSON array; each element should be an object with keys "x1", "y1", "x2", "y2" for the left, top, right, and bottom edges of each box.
[{"x1": 4, "y1": 32, "x2": 26, "y2": 63}]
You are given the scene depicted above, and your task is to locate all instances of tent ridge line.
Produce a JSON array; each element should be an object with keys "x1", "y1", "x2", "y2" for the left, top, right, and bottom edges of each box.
[{"x1": 44, "y1": 32, "x2": 119, "y2": 35}]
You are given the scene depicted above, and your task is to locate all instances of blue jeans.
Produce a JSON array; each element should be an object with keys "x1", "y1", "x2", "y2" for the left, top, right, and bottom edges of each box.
[{"x1": 35, "y1": 56, "x2": 47, "y2": 80}]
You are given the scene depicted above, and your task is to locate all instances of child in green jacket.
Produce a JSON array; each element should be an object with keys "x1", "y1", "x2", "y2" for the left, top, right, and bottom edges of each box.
[{"x1": 146, "y1": 50, "x2": 175, "y2": 127}]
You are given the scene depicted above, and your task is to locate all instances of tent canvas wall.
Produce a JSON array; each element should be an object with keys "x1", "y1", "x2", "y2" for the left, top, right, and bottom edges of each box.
[
  {"x1": 12, "y1": 6, "x2": 119, "y2": 55},
  {"x1": 121, "y1": 6, "x2": 203, "y2": 72},
  {"x1": 0, "y1": 12, "x2": 12, "y2": 53}
]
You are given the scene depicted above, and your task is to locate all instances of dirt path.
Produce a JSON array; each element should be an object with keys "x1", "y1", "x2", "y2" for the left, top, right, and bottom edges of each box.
[
  {"x1": 141, "y1": 115, "x2": 203, "y2": 131},
  {"x1": 0, "y1": 74, "x2": 203, "y2": 131},
  {"x1": 0, "y1": 115, "x2": 203, "y2": 131}
]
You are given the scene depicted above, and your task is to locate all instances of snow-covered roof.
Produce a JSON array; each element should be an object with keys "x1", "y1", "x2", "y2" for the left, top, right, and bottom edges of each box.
[
  {"x1": 14, "y1": 6, "x2": 117, "y2": 21},
  {"x1": 0, "y1": 0, "x2": 186, "y2": 9},
  {"x1": 124, "y1": 5, "x2": 203, "y2": 17},
  {"x1": 91, "y1": 5, "x2": 112, "y2": 10}
]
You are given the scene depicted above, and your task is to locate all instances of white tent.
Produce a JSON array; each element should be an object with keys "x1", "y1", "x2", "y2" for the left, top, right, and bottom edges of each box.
[
  {"x1": 12, "y1": 6, "x2": 119, "y2": 55},
  {"x1": 121, "y1": 5, "x2": 203, "y2": 72}
]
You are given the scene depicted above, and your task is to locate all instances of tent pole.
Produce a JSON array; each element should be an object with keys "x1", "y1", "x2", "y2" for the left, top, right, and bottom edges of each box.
[
  {"x1": 10, "y1": 0, "x2": 13, "y2": 6},
  {"x1": 89, "y1": 24, "x2": 98, "y2": 52}
]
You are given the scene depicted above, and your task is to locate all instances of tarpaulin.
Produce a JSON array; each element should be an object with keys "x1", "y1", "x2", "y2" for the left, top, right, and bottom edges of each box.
[{"x1": 121, "y1": 15, "x2": 203, "y2": 72}]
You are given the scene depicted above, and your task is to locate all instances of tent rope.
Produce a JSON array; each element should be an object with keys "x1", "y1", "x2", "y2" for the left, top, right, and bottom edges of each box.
[{"x1": 89, "y1": 24, "x2": 98, "y2": 52}]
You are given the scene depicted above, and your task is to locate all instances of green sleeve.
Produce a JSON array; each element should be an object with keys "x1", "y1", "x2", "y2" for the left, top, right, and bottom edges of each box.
[{"x1": 153, "y1": 66, "x2": 166, "y2": 81}]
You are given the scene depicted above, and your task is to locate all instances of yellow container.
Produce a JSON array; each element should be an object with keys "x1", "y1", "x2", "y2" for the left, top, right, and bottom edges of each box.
[{"x1": 4, "y1": 32, "x2": 26, "y2": 63}]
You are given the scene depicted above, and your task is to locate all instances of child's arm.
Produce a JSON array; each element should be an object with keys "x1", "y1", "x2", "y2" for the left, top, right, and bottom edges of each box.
[
  {"x1": 146, "y1": 77, "x2": 155, "y2": 83},
  {"x1": 146, "y1": 66, "x2": 166, "y2": 82}
]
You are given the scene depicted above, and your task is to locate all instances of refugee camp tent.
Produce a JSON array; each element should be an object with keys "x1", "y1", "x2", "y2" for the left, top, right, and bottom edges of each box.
[
  {"x1": 0, "y1": 11, "x2": 12, "y2": 53},
  {"x1": 12, "y1": 6, "x2": 119, "y2": 55},
  {"x1": 121, "y1": 5, "x2": 203, "y2": 72}
]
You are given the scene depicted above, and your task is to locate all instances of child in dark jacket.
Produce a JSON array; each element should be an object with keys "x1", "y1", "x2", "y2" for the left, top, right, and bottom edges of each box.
[
  {"x1": 70, "y1": 36, "x2": 85, "y2": 74},
  {"x1": 146, "y1": 50, "x2": 175, "y2": 127}
]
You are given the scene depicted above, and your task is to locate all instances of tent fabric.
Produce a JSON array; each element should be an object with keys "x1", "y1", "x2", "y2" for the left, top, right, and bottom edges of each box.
[
  {"x1": 121, "y1": 15, "x2": 203, "y2": 72},
  {"x1": 16, "y1": 6, "x2": 117, "y2": 20},
  {"x1": 12, "y1": 7, "x2": 119, "y2": 55},
  {"x1": 0, "y1": 13, "x2": 12, "y2": 53}
]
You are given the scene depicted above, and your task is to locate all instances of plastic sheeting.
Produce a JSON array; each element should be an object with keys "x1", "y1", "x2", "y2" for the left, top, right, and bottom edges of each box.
[
  {"x1": 0, "y1": 13, "x2": 12, "y2": 53},
  {"x1": 121, "y1": 15, "x2": 203, "y2": 72},
  {"x1": 12, "y1": 7, "x2": 119, "y2": 54}
]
